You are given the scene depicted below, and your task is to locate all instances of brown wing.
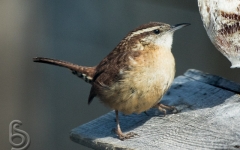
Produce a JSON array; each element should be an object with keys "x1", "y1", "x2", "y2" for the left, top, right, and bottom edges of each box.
[{"x1": 88, "y1": 38, "x2": 141, "y2": 104}]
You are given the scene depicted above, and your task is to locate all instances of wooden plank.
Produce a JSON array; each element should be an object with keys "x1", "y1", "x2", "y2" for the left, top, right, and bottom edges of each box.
[
  {"x1": 70, "y1": 69, "x2": 240, "y2": 150},
  {"x1": 184, "y1": 69, "x2": 240, "y2": 93}
]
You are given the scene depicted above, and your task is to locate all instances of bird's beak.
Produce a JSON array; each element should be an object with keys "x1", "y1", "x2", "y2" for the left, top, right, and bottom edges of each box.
[{"x1": 170, "y1": 23, "x2": 191, "y2": 32}]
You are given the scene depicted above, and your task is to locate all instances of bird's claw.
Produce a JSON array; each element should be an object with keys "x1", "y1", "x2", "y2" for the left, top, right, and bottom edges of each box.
[
  {"x1": 118, "y1": 132, "x2": 138, "y2": 140},
  {"x1": 115, "y1": 128, "x2": 139, "y2": 140},
  {"x1": 154, "y1": 103, "x2": 178, "y2": 116}
]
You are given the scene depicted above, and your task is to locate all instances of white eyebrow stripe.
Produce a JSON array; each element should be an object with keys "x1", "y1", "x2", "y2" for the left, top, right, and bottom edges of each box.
[{"x1": 128, "y1": 26, "x2": 159, "y2": 38}]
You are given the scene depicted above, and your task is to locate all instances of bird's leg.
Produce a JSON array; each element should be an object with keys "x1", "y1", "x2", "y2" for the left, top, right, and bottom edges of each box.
[
  {"x1": 154, "y1": 103, "x2": 178, "y2": 116},
  {"x1": 115, "y1": 110, "x2": 138, "y2": 140}
]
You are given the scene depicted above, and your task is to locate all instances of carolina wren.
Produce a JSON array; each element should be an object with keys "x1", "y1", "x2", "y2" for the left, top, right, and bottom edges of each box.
[{"x1": 33, "y1": 22, "x2": 190, "y2": 140}]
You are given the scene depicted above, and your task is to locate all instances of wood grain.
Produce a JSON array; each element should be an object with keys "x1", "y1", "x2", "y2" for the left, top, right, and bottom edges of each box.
[{"x1": 70, "y1": 69, "x2": 240, "y2": 150}]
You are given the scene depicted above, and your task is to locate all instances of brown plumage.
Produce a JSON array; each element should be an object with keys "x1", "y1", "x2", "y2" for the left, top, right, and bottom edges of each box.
[
  {"x1": 33, "y1": 22, "x2": 190, "y2": 140},
  {"x1": 33, "y1": 57, "x2": 96, "y2": 83}
]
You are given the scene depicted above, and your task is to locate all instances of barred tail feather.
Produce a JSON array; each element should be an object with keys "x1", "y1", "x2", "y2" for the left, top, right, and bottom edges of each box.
[{"x1": 33, "y1": 57, "x2": 95, "y2": 83}]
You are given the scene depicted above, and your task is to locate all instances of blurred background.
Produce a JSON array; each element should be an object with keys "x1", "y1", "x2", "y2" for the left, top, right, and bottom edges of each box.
[{"x1": 1, "y1": 0, "x2": 240, "y2": 150}]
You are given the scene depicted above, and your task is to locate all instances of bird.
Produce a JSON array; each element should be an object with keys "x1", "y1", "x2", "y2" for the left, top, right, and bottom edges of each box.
[{"x1": 33, "y1": 22, "x2": 190, "y2": 140}]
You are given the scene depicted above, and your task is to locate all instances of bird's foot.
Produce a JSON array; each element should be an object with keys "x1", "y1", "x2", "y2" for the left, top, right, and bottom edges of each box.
[
  {"x1": 154, "y1": 103, "x2": 178, "y2": 116},
  {"x1": 115, "y1": 128, "x2": 138, "y2": 140}
]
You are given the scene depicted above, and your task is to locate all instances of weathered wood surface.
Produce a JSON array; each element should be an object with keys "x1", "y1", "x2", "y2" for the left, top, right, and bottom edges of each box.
[{"x1": 70, "y1": 69, "x2": 240, "y2": 150}]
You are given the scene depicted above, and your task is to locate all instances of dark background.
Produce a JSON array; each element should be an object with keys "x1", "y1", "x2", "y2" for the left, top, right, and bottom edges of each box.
[{"x1": 1, "y1": 1, "x2": 240, "y2": 150}]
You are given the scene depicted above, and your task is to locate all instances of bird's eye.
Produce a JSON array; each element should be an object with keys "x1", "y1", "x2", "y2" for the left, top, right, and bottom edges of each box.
[{"x1": 153, "y1": 29, "x2": 160, "y2": 34}]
